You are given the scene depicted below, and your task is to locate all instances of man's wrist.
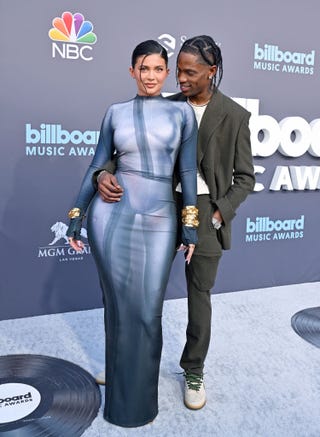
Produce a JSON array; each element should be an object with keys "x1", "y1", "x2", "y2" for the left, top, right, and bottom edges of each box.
[
  {"x1": 211, "y1": 217, "x2": 222, "y2": 229},
  {"x1": 97, "y1": 170, "x2": 108, "y2": 183}
]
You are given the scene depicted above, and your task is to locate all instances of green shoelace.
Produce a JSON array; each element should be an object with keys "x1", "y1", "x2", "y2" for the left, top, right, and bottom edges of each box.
[{"x1": 184, "y1": 372, "x2": 203, "y2": 391}]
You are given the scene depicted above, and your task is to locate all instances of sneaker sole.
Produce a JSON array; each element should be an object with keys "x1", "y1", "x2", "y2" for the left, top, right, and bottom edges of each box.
[
  {"x1": 95, "y1": 372, "x2": 105, "y2": 385},
  {"x1": 95, "y1": 378, "x2": 105, "y2": 385},
  {"x1": 184, "y1": 399, "x2": 206, "y2": 410}
]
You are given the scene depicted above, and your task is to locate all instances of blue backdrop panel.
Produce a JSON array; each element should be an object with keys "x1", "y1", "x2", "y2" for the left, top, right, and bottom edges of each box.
[{"x1": 0, "y1": 0, "x2": 319, "y2": 320}]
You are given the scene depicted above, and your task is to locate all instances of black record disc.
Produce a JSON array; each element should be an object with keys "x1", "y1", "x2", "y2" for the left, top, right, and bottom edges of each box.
[
  {"x1": 291, "y1": 306, "x2": 320, "y2": 348},
  {"x1": 0, "y1": 354, "x2": 101, "y2": 436}
]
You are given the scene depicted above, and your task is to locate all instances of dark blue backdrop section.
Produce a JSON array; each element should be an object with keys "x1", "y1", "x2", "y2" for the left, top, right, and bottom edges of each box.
[{"x1": 1, "y1": 0, "x2": 319, "y2": 320}]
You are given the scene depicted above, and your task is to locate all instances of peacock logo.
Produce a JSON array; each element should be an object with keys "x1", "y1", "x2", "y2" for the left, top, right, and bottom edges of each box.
[
  {"x1": 49, "y1": 12, "x2": 97, "y2": 61},
  {"x1": 49, "y1": 11, "x2": 97, "y2": 44}
]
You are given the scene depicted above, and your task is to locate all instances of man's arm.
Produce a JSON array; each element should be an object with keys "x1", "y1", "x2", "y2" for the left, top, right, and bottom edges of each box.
[
  {"x1": 215, "y1": 113, "x2": 255, "y2": 223},
  {"x1": 92, "y1": 159, "x2": 116, "y2": 188},
  {"x1": 93, "y1": 157, "x2": 124, "y2": 203}
]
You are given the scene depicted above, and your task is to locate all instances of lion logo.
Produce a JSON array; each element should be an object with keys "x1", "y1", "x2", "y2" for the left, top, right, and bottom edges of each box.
[{"x1": 48, "y1": 221, "x2": 88, "y2": 245}]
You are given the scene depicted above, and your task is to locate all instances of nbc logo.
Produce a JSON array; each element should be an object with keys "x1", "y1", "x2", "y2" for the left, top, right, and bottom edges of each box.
[{"x1": 49, "y1": 11, "x2": 97, "y2": 62}]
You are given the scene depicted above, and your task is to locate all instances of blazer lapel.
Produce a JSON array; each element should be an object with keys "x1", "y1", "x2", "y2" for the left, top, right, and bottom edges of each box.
[{"x1": 197, "y1": 89, "x2": 226, "y2": 163}]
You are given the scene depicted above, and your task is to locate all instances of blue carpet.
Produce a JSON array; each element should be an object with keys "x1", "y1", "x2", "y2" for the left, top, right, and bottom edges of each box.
[{"x1": 1, "y1": 282, "x2": 320, "y2": 436}]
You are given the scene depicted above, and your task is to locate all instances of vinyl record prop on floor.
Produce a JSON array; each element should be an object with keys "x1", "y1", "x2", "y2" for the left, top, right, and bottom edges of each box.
[
  {"x1": 291, "y1": 306, "x2": 320, "y2": 348},
  {"x1": 0, "y1": 354, "x2": 101, "y2": 436}
]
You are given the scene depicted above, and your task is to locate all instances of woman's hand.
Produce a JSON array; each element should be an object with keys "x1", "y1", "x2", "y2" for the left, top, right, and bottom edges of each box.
[
  {"x1": 68, "y1": 237, "x2": 85, "y2": 252},
  {"x1": 185, "y1": 243, "x2": 195, "y2": 264},
  {"x1": 177, "y1": 243, "x2": 195, "y2": 264}
]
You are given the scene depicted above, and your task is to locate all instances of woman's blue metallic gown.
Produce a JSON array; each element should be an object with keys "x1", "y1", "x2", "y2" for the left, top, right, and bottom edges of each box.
[{"x1": 72, "y1": 95, "x2": 197, "y2": 427}]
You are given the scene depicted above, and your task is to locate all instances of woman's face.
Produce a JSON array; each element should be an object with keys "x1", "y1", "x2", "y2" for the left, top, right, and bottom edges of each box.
[{"x1": 130, "y1": 54, "x2": 169, "y2": 96}]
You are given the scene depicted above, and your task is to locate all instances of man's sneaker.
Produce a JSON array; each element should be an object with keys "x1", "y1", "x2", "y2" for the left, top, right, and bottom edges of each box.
[
  {"x1": 184, "y1": 371, "x2": 206, "y2": 410},
  {"x1": 95, "y1": 370, "x2": 105, "y2": 385}
]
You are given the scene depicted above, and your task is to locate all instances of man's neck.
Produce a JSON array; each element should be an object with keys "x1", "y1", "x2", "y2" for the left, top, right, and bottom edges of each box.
[{"x1": 187, "y1": 90, "x2": 214, "y2": 106}]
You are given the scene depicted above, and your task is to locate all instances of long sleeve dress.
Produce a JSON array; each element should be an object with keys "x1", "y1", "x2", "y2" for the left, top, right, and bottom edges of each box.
[{"x1": 69, "y1": 94, "x2": 197, "y2": 427}]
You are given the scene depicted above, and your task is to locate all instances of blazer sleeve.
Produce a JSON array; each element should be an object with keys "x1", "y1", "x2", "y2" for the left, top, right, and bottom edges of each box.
[
  {"x1": 92, "y1": 158, "x2": 117, "y2": 189},
  {"x1": 215, "y1": 112, "x2": 255, "y2": 223}
]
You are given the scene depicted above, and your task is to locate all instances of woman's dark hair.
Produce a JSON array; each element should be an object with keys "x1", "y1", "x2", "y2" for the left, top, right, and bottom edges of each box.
[
  {"x1": 177, "y1": 35, "x2": 223, "y2": 88},
  {"x1": 131, "y1": 40, "x2": 168, "y2": 68}
]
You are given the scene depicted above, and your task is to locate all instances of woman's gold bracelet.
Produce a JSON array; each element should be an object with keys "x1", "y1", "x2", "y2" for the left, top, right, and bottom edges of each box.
[
  {"x1": 181, "y1": 205, "x2": 199, "y2": 228},
  {"x1": 68, "y1": 207, "x2": 82, "y2": 219}
]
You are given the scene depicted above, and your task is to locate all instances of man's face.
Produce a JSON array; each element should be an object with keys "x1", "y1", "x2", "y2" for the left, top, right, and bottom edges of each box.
[{"x1": 177, "y1": 51, "x2": 216, "y2": 99}]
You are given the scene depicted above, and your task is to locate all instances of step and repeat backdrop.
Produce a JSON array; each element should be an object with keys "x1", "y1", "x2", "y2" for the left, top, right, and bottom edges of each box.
[{"x1": 1, "y1": 0, "x2": 319, "y2": 319}]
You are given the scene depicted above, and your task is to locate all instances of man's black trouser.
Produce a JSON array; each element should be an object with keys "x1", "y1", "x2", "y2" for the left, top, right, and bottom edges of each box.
[{"x1": 178, "y1": 194, "x2": 222, "y2": 375}]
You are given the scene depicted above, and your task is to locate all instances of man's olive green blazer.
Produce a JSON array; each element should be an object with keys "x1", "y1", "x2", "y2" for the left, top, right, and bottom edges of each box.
[{"x1": 168, "y1": 90, "x2": 255, "y2": 250}]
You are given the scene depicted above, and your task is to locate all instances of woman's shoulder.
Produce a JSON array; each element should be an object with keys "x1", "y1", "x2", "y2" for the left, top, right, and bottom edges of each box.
[
  {"x1": 103, "y1": 98, "x2": 135, "y2": 118},
  {"x1": 109, "y1": 97, "x2": 135, "y2": 109},
  {"x1": 162, "y1": 96, "x2": 190, "y2": 111},
  {"x1": 163, "y1": 99, "x2": 195, "y2": 127},
  {"x1": 169, "y1": 99, "x2": 194, "y2": 118},
  {"x1": 101, "y1": 98, "x2": 135, "y2": 124}
]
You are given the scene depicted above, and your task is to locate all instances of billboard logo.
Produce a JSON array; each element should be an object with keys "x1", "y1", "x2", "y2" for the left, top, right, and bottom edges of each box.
[
  {"x1": 253, "y1": 43, "x2": 315, "y2": 75},
  {"x1": 0, "y1": 383, "x2": 41, "y2": 423},
  {"x1": 245, "y1": 215, "x2": 304, "y2": 243},
  {"x1": 49, "y1": 11, "x2": 97, "y2": 61},
  {"x1": 25, "y1": 123, "x2": 99, "y2": 157}
]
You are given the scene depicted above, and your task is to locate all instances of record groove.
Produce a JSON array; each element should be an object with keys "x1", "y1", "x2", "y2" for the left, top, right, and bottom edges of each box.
[
  {"x1": 291, "y1": 306, "x2": 320, "y2": 348},
  {"x1": 0, "y1": 354, "x2": 101, "y2": 436}
]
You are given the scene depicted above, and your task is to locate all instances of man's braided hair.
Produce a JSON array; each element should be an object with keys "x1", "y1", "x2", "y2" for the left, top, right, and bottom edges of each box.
[{"x1": 177, "y1": 35, "x2": 223, "y2": 89}]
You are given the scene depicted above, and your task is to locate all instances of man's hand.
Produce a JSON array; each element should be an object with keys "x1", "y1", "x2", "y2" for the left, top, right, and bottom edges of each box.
[
  {"x1": 97, "y1": 171, "x2": 124, "y2": 203},
  {"x1": 212, "y1": 209, "x2": 223, "y2": 223}
]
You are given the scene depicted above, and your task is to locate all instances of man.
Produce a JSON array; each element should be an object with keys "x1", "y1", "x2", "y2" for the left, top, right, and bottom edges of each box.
[{"x1": 94, "y1": 35, "x2": 255, "y2": 410}]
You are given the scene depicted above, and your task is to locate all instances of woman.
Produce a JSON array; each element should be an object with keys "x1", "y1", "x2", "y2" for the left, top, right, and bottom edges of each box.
[{"x1": 67, "y1": 40, "x2": 199, "y2": 427}]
